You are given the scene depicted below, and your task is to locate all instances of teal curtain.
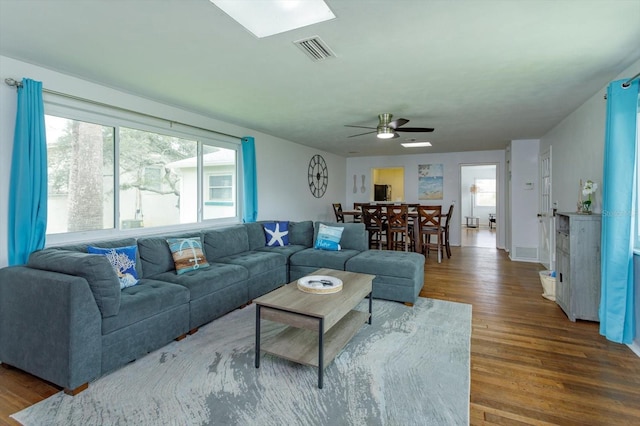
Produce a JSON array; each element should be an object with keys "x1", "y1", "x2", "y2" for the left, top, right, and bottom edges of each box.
[
  {"x1": 599, "y1": 78, "x2": 639, "y2": 344},
  {"x1": 241, "y1": 136, "x2": 257, "y2": 223},
  {"x1": 8, "y1": 78, "x2": 48, "y2": 265}
]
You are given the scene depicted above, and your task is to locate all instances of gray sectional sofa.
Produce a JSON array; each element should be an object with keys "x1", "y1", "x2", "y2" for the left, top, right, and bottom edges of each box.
[{"x1": 0, "y1": 220, "x2": 424, "y2": 395}]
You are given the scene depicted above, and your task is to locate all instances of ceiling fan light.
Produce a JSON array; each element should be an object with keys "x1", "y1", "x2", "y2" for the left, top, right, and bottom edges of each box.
[{"x1": 377, "y1": 126, "x2": 395, "y2": 139}]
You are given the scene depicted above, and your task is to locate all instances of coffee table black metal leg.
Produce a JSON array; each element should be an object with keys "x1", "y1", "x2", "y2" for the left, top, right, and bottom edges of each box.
[
  {"x1": 368, "y1": 292, "x2": 372, "y2": 324},
  {"x1": 255, "y1": 305, "x2": 261, "y2": 368},
  {"x1": 318, "y1": 317, "x2": 324, "y2": 389}
]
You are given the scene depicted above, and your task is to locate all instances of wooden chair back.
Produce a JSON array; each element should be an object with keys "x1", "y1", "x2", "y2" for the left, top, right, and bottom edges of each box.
[
  {"x1": 386, "y1": 204, "x2": 410, "y2": 251},
  {"x1": 332, "y1": 203, "x2": 345, "y2": 223}
]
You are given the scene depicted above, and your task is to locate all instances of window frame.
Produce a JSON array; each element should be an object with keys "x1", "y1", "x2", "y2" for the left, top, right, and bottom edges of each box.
[
  {"x1": 474, "y1": 178, "x2": 496, "y2": 208},
  {"x1": 43, "y1": 94, "x2": 242, "y2": 246},
  {"x1": 206, "y1": 173, "x2": 234, "y2": 206}
]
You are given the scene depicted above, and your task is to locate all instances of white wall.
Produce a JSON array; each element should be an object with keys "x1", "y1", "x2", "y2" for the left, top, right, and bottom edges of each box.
[
  {"x1": 0, "y1": 55, "x2": 344, "y2": 267},
  {"x1": 346, "y1": 150, "x2": 506, "y2": 249},
  {"x1": 541, "y1": 57, "x2": 640, "y2": 213},
  {"x1": 539, "y1": 58, "x2": 640, "y2": 353},
  {"x1": 509, "y1": 139, "x2": 540, "y2": 261}
]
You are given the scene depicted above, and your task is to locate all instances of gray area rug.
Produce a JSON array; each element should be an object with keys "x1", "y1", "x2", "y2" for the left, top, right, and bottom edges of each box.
[{"x1": 13, "y1": 298, "x2": 471, "y2": 426}]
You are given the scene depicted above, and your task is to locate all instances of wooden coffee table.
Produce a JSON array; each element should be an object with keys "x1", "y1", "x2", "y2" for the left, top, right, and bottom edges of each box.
[{"x1": 254, "y1": 268, "x2": 374, "y2": 388}]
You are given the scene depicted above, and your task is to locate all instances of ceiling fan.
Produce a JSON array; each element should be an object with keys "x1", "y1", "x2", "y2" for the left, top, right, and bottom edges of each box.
[{"x1": 346, "y1": 113, "x2": 434, "y2": 139}]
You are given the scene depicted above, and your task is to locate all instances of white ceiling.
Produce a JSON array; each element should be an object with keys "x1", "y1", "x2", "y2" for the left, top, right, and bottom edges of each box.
[{"x1": 1, "y1": 0, "x2": 639, "y2": 157}]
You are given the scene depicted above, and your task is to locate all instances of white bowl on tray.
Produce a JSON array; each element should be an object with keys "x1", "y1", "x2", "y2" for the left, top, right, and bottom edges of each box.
[{"x1": 297, "y1": 275, "x2": 343, "y2": 294}]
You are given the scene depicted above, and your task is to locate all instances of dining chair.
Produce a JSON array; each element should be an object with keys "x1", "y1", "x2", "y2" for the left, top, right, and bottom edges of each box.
[
  {"x1": 440, "y1": 203, "x2": 454, "y2": 258},
  {"x1": 417, "y1": 205, "x2": 442, "y2": 263},
  {"x1": 386, "y1": 204, "x2": 412, "y2": 252},
  {"x1": 361, "y1": 204, "x2": 385, "y2": 249},
  {"x1": 352, "y1": 202, "x2": 364, "y2": 223},
  {"x1": 332, "y1": 203, "x2": 345, "y2": 223}
]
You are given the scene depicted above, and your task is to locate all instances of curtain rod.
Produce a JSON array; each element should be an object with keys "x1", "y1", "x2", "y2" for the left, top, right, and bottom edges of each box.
[
  {"x1": 4, "y1": 78, "x2": 242, "y2": 141},
  {"x1": 622, "y1": 71, "x2": 640, "y2": 88}
]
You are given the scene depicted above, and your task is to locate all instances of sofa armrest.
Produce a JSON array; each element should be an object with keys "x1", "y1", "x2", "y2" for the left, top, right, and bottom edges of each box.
[
  {"x1": 28, "y1": 249, "x2": 121, "y2": 317},
  {"x1": 0, "y1": 266, "x2": 102, "y2": 391}
]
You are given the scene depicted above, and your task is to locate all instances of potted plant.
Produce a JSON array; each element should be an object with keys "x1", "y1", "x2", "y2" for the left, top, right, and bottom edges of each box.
[{"x1": 581, "y1": 180, "x2": 598, "y2": 214}]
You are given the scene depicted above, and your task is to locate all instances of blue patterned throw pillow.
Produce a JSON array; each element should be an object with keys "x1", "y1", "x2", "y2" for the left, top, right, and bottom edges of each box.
[
  {"x1": 87, "y1": 245, "x2": 139, "y2": 289},
  {"x1": 314, "y1": 223, "x2": 344, "y2": 251},
  {"x1": 263, "y1": 221, "x2": 290, "y2": 247},
  {"x1": 166, "y1": 238, "x2": 210, "y2": 275}
]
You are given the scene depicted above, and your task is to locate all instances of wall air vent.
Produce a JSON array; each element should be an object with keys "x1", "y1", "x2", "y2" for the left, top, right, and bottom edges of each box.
[{"x1": 294, "y1": 36, "x2": 336, "y2": 62}]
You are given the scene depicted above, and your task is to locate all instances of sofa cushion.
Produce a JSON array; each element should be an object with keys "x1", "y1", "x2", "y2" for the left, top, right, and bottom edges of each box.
[
  {"x1": 56, "y1": 238, "x2": 141, "y2": 278},
  {"x1": 216, "y1": 251, "x2": 286, "y2": 277},
  {"x1": 245, "y1": 222, "x2": 268, "y2": 250},
  {"x1": 87, "y1": 245, "x2": 139, "y2": 289},
  {"x1": 148, "y1": 262, "x2": 249, "y2": 301},
  {"x1": 101, "y1": 279, "x2": 190, "y2": 335},
  {"x1": 263, "y1": 221, "x2": 289, "y2": 247},
  {"x1": 289, "y1": 247, "x2": 361, "y2": 271},
  {"x1": 137, "y1": 232, "x2": 202, "y2": 277},
  {"x1": 254, "y1": 244, "x2": 307, "y2": 261},
  {"x1": 203, "y1": 226, "x2": 250, "y2": 260},
  {"x1": 166, "y1": 237, "x2": 210, "y2": 275},
  {"x1": 28, "y1": 249, "x2": 121, "y2": 318},
  {"x1": 314, "y1": 221, "x2": 367, "y2": 252},
  {"x1": 346, "y1": 250, "x2": 425, "y2": 280},
  {"x1": 289, "y1": 221, "x2": 314, "y2": 247}
]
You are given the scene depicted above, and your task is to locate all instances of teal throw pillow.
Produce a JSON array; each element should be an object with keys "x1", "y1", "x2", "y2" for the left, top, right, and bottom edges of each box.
[
  {"x1": 87, "y1": 245, "x2": 139, "y2": 289},
  {"x1": 263, "y1": 221, "x2": 290, "y2": 247},
  {"x1": 314, "y1": 223, "x2": 344, "y2": 251},
  {"x1": 166, "y1": 237, "x2": 210, "y2": 275}
]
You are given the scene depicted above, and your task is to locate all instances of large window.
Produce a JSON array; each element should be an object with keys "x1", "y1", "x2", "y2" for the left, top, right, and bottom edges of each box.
[
  {"x1": 474, "y1": 178, "x2": 496, "y2": 207},
  {"x1": 44, "y1": 102, "x2": 239, "y2": 238}
]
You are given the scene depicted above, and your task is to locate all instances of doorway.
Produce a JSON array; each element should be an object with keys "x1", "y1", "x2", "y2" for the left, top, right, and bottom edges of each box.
[{"x1": 460, "y1": 164, "x2": 497, "y2": 248}]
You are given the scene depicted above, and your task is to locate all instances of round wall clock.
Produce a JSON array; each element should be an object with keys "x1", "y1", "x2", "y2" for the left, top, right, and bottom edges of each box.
[{"x1": 308, "y1": 154, "x2": 328, "y2": 198}]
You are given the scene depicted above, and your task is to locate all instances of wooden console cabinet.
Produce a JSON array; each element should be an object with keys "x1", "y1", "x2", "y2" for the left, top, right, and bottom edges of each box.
[{"x1": 555, "y1": 212, "x2": 601, "y2": 322}]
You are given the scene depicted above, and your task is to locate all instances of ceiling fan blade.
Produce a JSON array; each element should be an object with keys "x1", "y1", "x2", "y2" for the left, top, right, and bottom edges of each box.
[
  {"x1": 388, "y1": 118, "x2": 409, "y2": 129},
  {"x1": 395, "y1": 127, "x2": 435, "y2": 132},
  {"x1": 348, "y1": 130, "x2": 376, "y2": 138},
  {"x1": 344, "y1": 125, "x2": 376, "y2": 130}
]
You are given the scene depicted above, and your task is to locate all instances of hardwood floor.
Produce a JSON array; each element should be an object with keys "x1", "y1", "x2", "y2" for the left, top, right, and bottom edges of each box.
[
  {"x1": 1, "y1": 246, "x2": 639, "y2": 425},
  {"x1": 422, "y1": 247, "x2": 640, "y2": 425},
  {"x1": 460, "y1": 226, "x2": 497, "y2": 248}
]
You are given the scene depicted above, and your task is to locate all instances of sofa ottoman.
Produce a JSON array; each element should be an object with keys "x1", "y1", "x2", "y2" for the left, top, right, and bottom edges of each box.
[{"x1": 345, "y1": 250, "x2": 425, "y2": 305}]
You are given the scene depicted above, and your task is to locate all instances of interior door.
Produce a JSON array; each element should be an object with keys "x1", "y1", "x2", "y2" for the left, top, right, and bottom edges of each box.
[{"x1": 538, "y1": 147, "x2": 553, "y2": 270}]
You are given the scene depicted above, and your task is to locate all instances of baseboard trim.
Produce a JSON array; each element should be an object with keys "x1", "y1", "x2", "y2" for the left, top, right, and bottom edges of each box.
[
  {"x1": 509, "y1": 255, "x2": 541, "y2": 263},
  {"x1": 628, "y1": 341, "x2": 640, "y2": 358}
]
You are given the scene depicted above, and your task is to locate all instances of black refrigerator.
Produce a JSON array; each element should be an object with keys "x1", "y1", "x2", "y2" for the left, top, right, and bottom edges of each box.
[{"x1": 374, "y1": 184, "x2": 392, "y2": 201}]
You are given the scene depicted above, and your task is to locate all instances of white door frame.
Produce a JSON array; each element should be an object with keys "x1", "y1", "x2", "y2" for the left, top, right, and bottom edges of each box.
[
  {"x1": 538, "y1": 147, "x2": 553, "y2": 270},
  {"x1": 459, "y1": 163, "x2": 499, "y2": 248}
]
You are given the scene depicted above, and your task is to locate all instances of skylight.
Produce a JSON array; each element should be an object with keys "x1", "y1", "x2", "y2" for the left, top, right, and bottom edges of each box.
[{"x1": 210, "y1": 0, "x2": 336, "y2": 38}]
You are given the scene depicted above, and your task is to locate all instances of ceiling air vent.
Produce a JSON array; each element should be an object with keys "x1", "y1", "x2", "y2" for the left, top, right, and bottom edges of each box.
[{"x1": 294, "y1": 36, "x2": 335, "y2": 62}]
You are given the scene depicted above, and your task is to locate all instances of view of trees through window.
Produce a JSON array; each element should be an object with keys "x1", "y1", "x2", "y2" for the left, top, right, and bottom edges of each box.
[{"x1": 45, "y1": 114, "x2": 237, "y2": 235}]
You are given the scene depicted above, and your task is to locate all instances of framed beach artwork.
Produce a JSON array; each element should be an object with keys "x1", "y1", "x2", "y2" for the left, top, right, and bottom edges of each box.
[{"x1": 418, "y1": 163, "x2": 444, "y2": 200}]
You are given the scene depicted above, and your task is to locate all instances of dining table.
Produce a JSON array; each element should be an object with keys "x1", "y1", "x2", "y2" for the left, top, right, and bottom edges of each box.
[{"x1": 341, "y1": 206, "x2": 425, "y2": 254}]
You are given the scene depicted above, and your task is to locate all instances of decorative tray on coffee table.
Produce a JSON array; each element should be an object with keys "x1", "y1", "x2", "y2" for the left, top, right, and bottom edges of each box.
[{"x1": 297, "y1": 275, "x2": 343, "y2": 294}]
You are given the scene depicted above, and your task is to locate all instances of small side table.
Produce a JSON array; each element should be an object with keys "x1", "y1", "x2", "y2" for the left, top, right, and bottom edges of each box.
[{"x1": 465, "y1": 216, "x2": 479, "y2": 228}]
